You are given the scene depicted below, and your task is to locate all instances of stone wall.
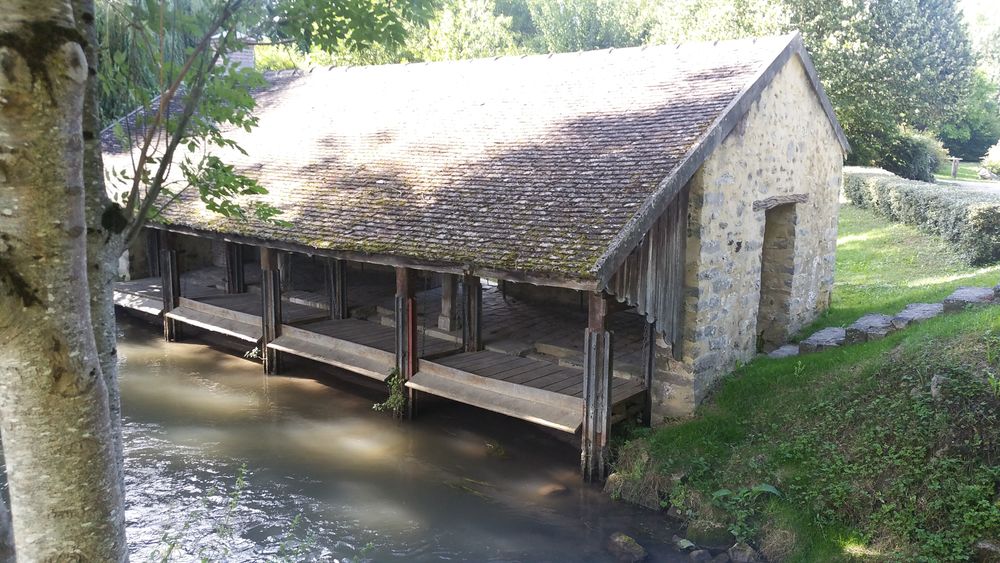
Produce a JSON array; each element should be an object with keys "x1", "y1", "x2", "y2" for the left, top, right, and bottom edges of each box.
[{"x1": 651, "y1": 54, "x2": 843, "y2": 419}]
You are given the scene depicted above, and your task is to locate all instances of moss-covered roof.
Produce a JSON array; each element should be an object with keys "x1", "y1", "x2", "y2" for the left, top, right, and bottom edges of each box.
[{"x1": 103, "y1": 33, "x2": 835, "y2": 286}]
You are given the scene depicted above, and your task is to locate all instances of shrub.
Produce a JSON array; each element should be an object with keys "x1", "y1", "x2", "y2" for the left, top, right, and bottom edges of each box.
[
  {"x1": 843, "y1": 168, "x2": 1000, "y2": 265},
  {"x1": 879, "y1": 131, "x2": 949, "y2": 182},
  {"x1": 982, "y1": 139, "x2": 1000, "y2": 176}
]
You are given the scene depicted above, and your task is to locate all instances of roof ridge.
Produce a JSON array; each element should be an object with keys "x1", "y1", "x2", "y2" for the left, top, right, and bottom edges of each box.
[{"x1": 258, "y1": 33, "x2": 796, "y2": 77}]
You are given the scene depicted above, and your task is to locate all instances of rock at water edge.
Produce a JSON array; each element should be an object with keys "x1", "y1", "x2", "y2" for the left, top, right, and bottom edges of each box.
[
  {"x1": 607, "y1": 532, "x2": 648, "y2": 563},
  {"x1": 728, "y1": 542, "x2": 761, "y2": 563}
]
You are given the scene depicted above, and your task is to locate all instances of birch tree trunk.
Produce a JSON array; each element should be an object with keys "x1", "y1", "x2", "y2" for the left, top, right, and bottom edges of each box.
[
  {"x1": 0, "y1": 1, "x2": 127, "y2": 559},
  {"x1": 73, "y1": 0, "x2": 127, "y2": 492}
]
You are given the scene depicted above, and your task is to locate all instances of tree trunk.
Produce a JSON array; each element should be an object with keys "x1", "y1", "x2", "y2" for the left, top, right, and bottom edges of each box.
[
  {"x1": 0, "y1": 2, "x2": 127, "y2": 560},
  {"x1": 73, "y1": 0, "x2": 126, "y2": 493}
]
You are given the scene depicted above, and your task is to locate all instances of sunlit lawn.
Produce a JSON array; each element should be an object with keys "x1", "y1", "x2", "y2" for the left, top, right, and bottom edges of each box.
[
  {"x1": 933, "y1": 159, "x2": 994, "y2": 183},
  {"x1": 803, "y1": 204, "x2": 1000, "y2": 334}
]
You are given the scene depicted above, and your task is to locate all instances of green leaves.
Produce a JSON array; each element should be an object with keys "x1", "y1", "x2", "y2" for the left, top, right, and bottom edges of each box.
[{"x1": 177, "y1": 155, "x2": 287, "y2": 225}]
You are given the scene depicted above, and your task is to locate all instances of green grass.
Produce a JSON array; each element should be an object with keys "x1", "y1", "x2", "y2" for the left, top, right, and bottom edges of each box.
[
  {"x1": 617, "y1": 310, "x2": 1000, "y2": 561},
  {"x1": 933, "y1": 160, "x2": 994, "y2": 183},
  {"x1": 803, "y1": 204, "x2": 1000, "y2": 334},
  {"x1": 611, "y1": 208, "x2": 1000, "y2": 561}
]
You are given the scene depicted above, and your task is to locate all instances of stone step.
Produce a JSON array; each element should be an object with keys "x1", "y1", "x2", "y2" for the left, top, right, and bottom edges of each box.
[
  {"x1": 767, "y1": 344, "x2": 799, "y2": 359},
  {"x1": 799, "y1": 327, "x2": 845, "y2": 353},
  {"x1": 891, "y1": 303, "x2": 944, "y2": 329},
  {"x1": 943, "y1": 286, "x2": 995, "y2": 312},
  {"x1": 845, "y1": 313, "x2": 896, "y2": 344}
]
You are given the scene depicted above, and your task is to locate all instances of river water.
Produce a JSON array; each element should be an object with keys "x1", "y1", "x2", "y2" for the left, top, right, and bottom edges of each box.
[{"x1": 117, "y1": 316, "x2": 684, "y2": 562}]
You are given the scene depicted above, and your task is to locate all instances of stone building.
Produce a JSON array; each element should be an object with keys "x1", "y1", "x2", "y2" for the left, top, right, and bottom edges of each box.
[{"x1": 108, "y1": 31, "x2": 847, "y2": 480}]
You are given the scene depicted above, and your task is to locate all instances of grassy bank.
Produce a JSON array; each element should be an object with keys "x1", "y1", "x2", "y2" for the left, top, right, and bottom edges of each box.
[
  {"x1": 805, "y1": 204, "x2": 1000, "y2": 333},
  {"x1": 934, "y1": 160, "x2": 993, "y2": 183},
  {"x1": 611, "y1": 207, "x2": 1000, "y2": 561}
]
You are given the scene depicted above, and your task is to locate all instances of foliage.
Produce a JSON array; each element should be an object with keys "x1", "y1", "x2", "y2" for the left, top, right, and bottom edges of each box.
[
  {"x1": 98, "y1": 0, "x2": 432, "y2": 247},
  {"x1": 982, "y1": 138, "x2": 1000, "y2": 175},
  {"x1": 648, "y1": 0, "x2": 789, "y2": 44},
  {"x1": 524, "y1": 0, "x2": 655, "y2": 52},
  {"x1": 613, "y1": 306, "x2": 1000, "y2": 560},
  {"x1": 880, "y1": 130, "x2": 949, "y2": 182},
  {"x1": 938, "y1": 71, "x2": 1000, "y2": 161},
  {"x1": 372, "y1": 368, "x2": 406, "y2": 418},
  {"x1": 787, "y1": 0, "x2": 976, "y2": 165},
  {"x1": 408, "y1": 0, "x2": 520, "y2": 61},
  {"x1": 711, "y1": 484, "x2": 782, "y2": 543},
  {"x1": 844, "y1": 168, "x2": 1000, "y2": 265}
]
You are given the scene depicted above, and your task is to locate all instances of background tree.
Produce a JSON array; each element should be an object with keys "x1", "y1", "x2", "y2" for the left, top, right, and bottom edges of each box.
[
  {"x1": 788, "y1": 0, "x2": 975, "y2": 164},
  {"x1": 0, "y1": 0, "x2": 430, "y2": 558},
  {"x1": 938, "y1": 70, "x2": 1000, "y2": 160}
]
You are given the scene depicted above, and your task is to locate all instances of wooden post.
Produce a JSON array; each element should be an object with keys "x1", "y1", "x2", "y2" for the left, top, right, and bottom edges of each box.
[
  {"x1": 462, "y1": 274, "x2": 482, "y2": 352},
  {"x1": 278, "y1": 251, "x2": 292, "y2": 291},
  {"x1": 950, "y1": 157, "x2": 960, "y2": 179},
  {"x1": 261, "y1": 247, "x2": 283, "y2": 374},
  {"x1": 438, "y1": 273, "x2": 460, "y2": 331},
  {"x1": 224, "y1": 242, "x2": 245, "y2": 294},
  {"x1": 395, "y1": 267, "x2": 418, "y2": 418},
  {"x1": 145, "y1": 228, "x2": 161, "y2": 278},
  {"x1": 641, "y1": 321, "x2": 656, "y2": 427},
  {"x1": 581, "y1": 291, "x2": 613, "y2": 483},
  {"x1": 325, "y1": 258, "x2": 348, "y2": 320},
  {"x1": 159, "y1": 231, "x2": 180, "y2": 342}
]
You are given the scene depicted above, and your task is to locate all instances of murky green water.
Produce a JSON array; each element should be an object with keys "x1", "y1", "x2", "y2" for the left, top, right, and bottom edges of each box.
[{"x1": 117, "y1": 316, "x2": 683, "y2": 562}]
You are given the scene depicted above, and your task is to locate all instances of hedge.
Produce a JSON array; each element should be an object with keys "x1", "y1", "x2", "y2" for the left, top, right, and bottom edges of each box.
[{"x1": 843, "y1": 167, "x2": 1000, "y2": 265}]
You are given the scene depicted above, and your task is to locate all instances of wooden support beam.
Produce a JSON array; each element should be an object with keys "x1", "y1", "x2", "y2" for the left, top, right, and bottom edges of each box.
[
  {"x1": 145, "y1": 228, "x2": 161, "y2": 277},
  {"x1": 641, "y1": 321, "x2": 656, "y2": 427},
  {"x1": 395, "y1": 267, "x2": 417, "y2": 418},
  {"x1": 278, "y1": 251, "x2": 292, "y2": 291},
  {"x1": 224, "y1": 242, "x2": 245, "y2": 294},
  {"x1": 581, "y1": 291, "x2": 613, "y2": 483},
  {"x1": 261, "y1": 247, "x2": 283, "y2": 374},
  {"x1": 325, "y1": 259, "x2": 349, "y2": 320},
  {"x1": 462, "y1": 274, "x2": 483, "y2": 352},
  {"x1": 159, "y1": 231, "x2": 180, "y2": 342},
  {"x1": 438, "y1": 273, "x2": 460, "y2": 331}
]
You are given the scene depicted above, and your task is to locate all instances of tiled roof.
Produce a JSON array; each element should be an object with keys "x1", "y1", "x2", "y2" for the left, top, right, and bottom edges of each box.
[{"x1": 104, "y1": 33, "x2": 841, "y2": 286}]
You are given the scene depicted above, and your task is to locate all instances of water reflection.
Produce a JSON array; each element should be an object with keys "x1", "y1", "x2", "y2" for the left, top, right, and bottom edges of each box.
[{"x1": 118, "y1": 316, "x2": 683, "y2": 562}]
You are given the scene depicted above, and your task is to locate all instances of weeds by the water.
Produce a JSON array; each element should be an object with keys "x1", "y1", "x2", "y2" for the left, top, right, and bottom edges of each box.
[{"x1": 373, "y1": 368, "x2": 406, "y2": 419}]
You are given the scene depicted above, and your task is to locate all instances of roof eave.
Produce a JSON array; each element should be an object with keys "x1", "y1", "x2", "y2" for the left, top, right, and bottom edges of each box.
[
  {"x1": 592, "y1": 31, "x2": 849, "y2": 288},
  {"x1": 148, "y1": 223, "x2": 601, "y2": 291}
]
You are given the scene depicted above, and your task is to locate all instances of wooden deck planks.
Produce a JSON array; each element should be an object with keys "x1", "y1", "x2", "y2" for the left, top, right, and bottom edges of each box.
[{"x1": 422, "y1": 350, "x2": 643, "y2": 406}]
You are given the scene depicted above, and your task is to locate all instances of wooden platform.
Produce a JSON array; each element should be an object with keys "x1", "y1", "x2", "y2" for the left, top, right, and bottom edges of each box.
[
  {"x1": 266, "y1": 318, "x2": 459, "y2": 381},
  {"x1": 407, "y1": 350, "x2": 645, "y2": 433},
  {"x1": 164, "y1": 294, "x2": 328, "y2": 342},
  {"x1": 114, "y1": 276, "x2": 223, "y2": 316}
]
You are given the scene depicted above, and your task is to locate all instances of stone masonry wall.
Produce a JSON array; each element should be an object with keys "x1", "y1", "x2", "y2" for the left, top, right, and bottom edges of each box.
[{"x1": 650, "y1": 55, "x2": 843, "y2": 419}]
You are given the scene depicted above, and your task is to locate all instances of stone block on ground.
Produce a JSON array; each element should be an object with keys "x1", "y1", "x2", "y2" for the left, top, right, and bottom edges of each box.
[
  {"x1": 845, "y1": 313, "x2": 895, "y2": 344},
  {"x1": 891, "y1": 303, "x2": 944, "y2": 329},
  {"x1": 799, "y1": 327, "x2": 845, "y2": 353},
  {"x1": 943, "y1": 286, "x2": 995, "y2": 312},
  {"x1": 767, "y1": 344, "x2": 799, "y2": 359}
]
